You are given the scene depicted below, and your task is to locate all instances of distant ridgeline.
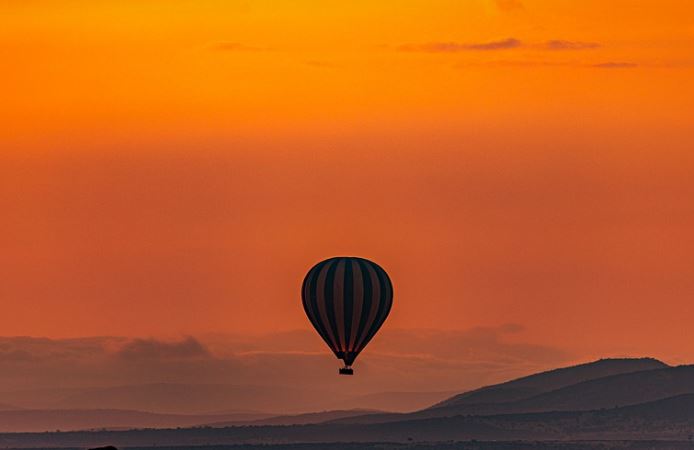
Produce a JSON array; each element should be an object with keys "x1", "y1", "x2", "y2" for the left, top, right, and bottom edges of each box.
[{"x1": 2, "y1": 358, "x2": 694, "y2": 448}]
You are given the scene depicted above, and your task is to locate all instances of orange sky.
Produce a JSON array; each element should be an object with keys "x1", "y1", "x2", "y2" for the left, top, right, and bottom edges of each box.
[{"x1": 2, "y1": 1, "x2": 694, "y2": 361}]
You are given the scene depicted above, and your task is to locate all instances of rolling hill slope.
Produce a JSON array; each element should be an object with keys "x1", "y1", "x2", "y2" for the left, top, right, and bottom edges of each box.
[
  {"x1": 206, "y1": 409, "x2": 384, "y2": 427},
  {"x1": 3, "y1": 394, "x2": 694, "y2": 447},
  {"x1": 435, "y1": 357, "x2": 668, "y2": 408},
  {"x1": 333, "y1": 358, "x2": 670, "y2": 424},
  {"x1": 502, "y1": 364, "x2": 694, "y2": 412}
]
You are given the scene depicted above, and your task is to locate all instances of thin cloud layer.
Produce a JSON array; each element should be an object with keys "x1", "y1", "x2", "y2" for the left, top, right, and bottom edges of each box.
[
  {"x1": 541, "y1": 40, "x2": 601, "y2": 50},
  {"x1": 399, "y1": 38, "x2": 522, "y2": 53},
  {"x1": 592, "y1": 62, "x2": 639, "y2": 68},
  {"x1": 0, "y1": 329, "x2": 573, "y2": 414},
  {"x1": 468, "y1": 38, "x2": 523, "y2": 51},
  {"x1": 117, "y1": 337, "x2": 210, "y2": 360},
  {"x1": 399, "y1": 39, "x2": 601, "y2": 53}
]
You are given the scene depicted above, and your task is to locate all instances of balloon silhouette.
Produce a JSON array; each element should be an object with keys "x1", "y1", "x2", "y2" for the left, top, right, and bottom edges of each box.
[{"x1": 302, "y1": 257, "x2": 393, "y2": 375}]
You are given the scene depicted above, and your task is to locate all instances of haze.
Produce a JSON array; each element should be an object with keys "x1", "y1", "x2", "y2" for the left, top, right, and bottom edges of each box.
[{"x1": 2, "y1": 0, "x2": 694, "y2": 397}]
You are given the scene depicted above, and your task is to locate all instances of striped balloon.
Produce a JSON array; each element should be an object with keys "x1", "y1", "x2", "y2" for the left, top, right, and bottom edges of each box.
[{"x1": 302, "y1": 257, "x2": 393, "y2": 374}]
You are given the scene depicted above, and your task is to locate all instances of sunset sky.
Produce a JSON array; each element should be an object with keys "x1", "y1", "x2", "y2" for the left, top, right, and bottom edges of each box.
[{"x1": 2, "y1": 0, "x2": 694, "y2": 372}]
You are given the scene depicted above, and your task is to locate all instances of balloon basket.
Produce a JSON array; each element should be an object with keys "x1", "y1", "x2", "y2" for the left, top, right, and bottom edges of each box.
[{"x1": 339, "y1": 367, "x2": 354, "y2": 375}]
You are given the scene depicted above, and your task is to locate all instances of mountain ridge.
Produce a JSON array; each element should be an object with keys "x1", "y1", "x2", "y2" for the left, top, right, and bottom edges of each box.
[
  {"x1": 435, "y1": 357, "x2": 669, "y2": 408},
  {"x1": 329, "y1": 357, "x2": 671, "y2": 424},
  {"x1": 205, "y1": 409, "x2": 385, "y2": 427}
]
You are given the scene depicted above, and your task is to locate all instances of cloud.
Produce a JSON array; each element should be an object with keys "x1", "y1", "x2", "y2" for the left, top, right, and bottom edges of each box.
[
  {"x1": 399, "y1": 38, "x2": 522, "y2": 53},
  {"x1": 540, "y1": 40, "x2": 601, "y2": 51},
  {"x1": 494, "y1": 0, "x2": 524, "y2": 11},
  {"x1": 370, "y1": 325, "x2": 568, "y2": 365},
  {"x1": 468, "y1": 38, "x2": 523, "y2": 51},
  {"x1": 0, "y1": 329, "x2": 574, "y2": 414},
  {"x1": 116, "y1": 337, "x2": 211, "y2": 360},
  {"x1": 592, "y1": 62, "x2": 639, "y2": 69},
  {"x1": 0, "y1": 336, "x2": 127, "y2": 363},
  {"x1": 398, "y1": 38, "x2": 604, "y2": 54},
  {"x1": 465, "y1": 60, "x2": 569, "y2": 68}
]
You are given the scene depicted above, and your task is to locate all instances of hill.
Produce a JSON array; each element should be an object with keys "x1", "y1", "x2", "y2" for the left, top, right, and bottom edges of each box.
[
  {"x1": 410, "y1": 364, "x2": 694, "y2": 418},
  {"x1": 342, "y1": 391, "x2": 455, "y2": 412},
  {"x1": 498, "y1": 364, "x2": 694, "y2": 413},
  {"x1": 435, "y1": 357, "x2": 668, "y2": 408},
  {"x1": 2, "y1": 394, "x2": 694, "y2": 447},
  {"x1": 333, "y1": 358, "x2": 669, "y2": 424},
  {"x1": 206, "y1": 409, "x2": 383, "y2": 427}
]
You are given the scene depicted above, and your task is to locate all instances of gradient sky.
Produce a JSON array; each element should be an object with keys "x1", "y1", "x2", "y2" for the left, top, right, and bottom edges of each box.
[{"x1": 2, "y1": 1, "x2": 694, "y2": 363}]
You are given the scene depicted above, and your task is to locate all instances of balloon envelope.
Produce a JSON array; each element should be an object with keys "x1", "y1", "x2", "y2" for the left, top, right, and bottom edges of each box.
[{"x1": 302, "y1": 257, "x2": 393, "y2": 372}]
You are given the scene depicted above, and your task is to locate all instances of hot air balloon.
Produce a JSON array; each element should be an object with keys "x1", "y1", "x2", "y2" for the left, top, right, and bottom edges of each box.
[{"x1": 302, "y1": 257, "x2": 393, "y2": 375}]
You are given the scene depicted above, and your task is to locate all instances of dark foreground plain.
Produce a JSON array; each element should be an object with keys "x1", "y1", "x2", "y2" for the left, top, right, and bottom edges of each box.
[
  {"x1": 4, "y1": 442, "x2": 694, "y2": 450},
  {"x1": 123, "y1": 444, "x2": 694, "y2": 450}
]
